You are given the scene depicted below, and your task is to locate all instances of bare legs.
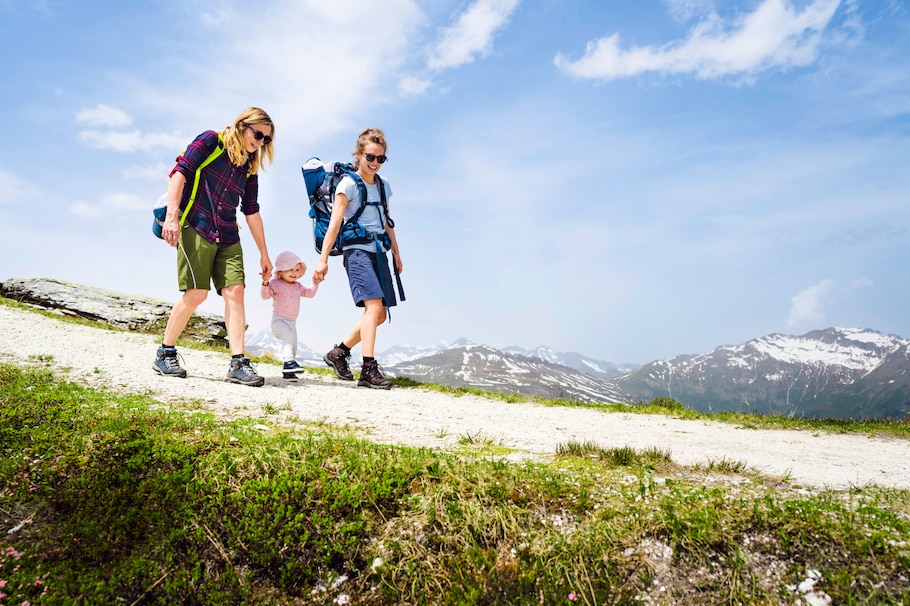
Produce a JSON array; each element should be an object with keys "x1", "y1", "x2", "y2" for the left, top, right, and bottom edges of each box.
[
  {"x1": 163, "y1": 288, "x2": 208, "y2": 346},
  {"x1": 340, "y1": 297, "x2": 386, "y2": 357},
  {"x1": 163, "y1": 284, "x2": 247, "y2": 356},
  {"x1": 221, "y1": 284, "x2": 246, "y2": 356}
]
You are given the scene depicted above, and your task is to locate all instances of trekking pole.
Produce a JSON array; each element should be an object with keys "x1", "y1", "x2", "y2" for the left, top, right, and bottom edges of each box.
[{"x1": 394, "y1": 254, "x2": 406, "y2": 302}]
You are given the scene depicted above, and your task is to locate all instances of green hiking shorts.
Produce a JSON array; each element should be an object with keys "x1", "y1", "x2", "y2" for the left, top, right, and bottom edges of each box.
[{"x1": 177, "y1": 225, "x2": 245, "y2": 295}]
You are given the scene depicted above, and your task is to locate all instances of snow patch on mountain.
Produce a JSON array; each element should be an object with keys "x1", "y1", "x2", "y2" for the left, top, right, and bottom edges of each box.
[{"x1": 742, "y1": 330, "x2": 909, "y2": 371}]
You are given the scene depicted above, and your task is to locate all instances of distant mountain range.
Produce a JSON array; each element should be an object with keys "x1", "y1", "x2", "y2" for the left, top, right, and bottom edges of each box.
[
  {"x1": 387, "y1": 343, "x2": 630, "y2": 404},
  {"x1": 245, "y1": 327, "x2": 910, "y2": 420},
  {"x1": 616, "y1": 327, "x2": 910, "y2": 420}
]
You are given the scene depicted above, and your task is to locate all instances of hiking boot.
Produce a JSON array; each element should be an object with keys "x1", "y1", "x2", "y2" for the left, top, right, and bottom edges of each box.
[
  {"x1": 153, "y1": 346, "x2": 187, "y2": 378},
  {"x1": 282, "y1": 360, "x2": 303, "y2": 381},
  {"x1": 358, "y1": 359, "x2": 392, "y2": 390},
  {"x1": 324, "y1": 346, "x2": 354, "y2": 381},
  {"x1": 225, "y1": 357, "x2": 265, "y2": 387},
  {"x1": 283, "y1": 360, "x2": 305, "y2": 373}
]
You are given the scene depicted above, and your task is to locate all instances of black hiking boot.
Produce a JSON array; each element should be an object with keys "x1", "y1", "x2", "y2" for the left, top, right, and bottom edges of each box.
[
  {"x1": 358, "y1": 360, "x2": 392, "y2": 390},
  {"x1": 324, "y1": 346, "x2": 354, "y2": 381},
  {"x1": 283, "y1": 360, "x2": 304, "y2": 381},
  {"x1": 225, "y1": 356, "x2": 265, "y2": 387},
  {"x1": 153, "y1": 346, "x2": 187, "y2": 378}
]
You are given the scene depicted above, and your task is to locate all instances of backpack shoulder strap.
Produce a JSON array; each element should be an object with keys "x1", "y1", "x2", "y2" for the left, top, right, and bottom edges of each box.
[
  {"x1": 345, "y1": 169, "x2": 370, "y2": 223},
  {"x1": 179, "y1": 131, "x2": 225, "y2": 225},
  {"x1": 375, "y1": 174, "x2": 394, "y2": 229}
]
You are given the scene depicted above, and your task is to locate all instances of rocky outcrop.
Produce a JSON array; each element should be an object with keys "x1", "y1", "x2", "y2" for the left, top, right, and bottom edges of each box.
[{"x1": 0, "y1": 277, "x2": 227, "y2": 346}]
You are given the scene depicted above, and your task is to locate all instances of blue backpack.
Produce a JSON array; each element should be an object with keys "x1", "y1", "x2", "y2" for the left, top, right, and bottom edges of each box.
[{"x1": 301, "y1": 157, "x2": 393, "y2": 256}]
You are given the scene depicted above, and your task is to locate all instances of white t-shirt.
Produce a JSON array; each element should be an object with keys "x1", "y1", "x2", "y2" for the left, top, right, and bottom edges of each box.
[{"x1": 337, "y1": 174, "x2": 393, "y2": 253}]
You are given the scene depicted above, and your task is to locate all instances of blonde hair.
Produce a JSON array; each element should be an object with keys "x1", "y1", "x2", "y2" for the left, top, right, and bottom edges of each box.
[
  {"x1": 222, "y1": 107, "x2": 274, "y2": 175},
  {"x1": 351, "y1": 127, "x2": 387, "y2": 169}
]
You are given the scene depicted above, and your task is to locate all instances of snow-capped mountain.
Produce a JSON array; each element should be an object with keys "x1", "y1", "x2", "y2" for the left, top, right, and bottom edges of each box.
[
  {"x1": 615, "y1": 328, "x2": 910, "y2": 419},
  {"x1": 500, "y1": 345, "x2": 639, "y2": 379},
  {"x1": 243, "y1": 326, "x2": 909, "y2": 419},
  {"x1": 377, "y1": 340, "x2": 473, "y2": 365},
  {"x1": 386, "y1": 344, "x2": 627, "y2": 404}
]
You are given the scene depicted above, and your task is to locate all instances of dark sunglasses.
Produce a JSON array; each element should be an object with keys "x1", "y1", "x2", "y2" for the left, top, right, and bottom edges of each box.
[
  {"x1": 243, "y1": 123, "x2": 272, "y2": 145},
  {"x1": 363, "y1": 153, "x2": 387, "y2": 164}
]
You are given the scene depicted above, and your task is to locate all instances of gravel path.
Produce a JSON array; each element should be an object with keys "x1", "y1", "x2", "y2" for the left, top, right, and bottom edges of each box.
[{"x1": 3, "y1": 305, "x2": 909, "y2": 491}]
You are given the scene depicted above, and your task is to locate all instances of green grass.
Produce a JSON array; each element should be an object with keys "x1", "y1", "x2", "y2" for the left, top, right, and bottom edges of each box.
[{"x1": 2, "y1": 361, "x2": 909, "y2": 604}]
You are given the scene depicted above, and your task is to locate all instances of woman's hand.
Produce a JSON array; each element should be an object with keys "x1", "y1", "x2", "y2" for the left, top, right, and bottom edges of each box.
[
  {"x1": 313, "y1": 260, "x2": 329, "y2": 282},
  {"x1": 163, "y1": 215, "x2": 180, "y2": 247}
]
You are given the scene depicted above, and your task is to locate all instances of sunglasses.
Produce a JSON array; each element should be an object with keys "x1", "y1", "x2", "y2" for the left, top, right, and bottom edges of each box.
[
  {"x1": 243, "y1": 123, "x2": 272, "y2": 145},
  {"x1": 363, "y1": 153, "x2": 387, "y2": 164}
]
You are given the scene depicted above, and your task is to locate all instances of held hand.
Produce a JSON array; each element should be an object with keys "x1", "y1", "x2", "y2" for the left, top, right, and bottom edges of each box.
[
  {"x1": 260, "y1": 257, "x2": 273, "y2": 284},
  {"x1": 313, "y1": 260, "x2": 328, "y2": 282}
]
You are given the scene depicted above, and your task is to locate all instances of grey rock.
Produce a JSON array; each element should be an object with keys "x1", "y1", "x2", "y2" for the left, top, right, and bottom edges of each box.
[{"x1": 1, "y1": 277, "x2": 227, "y2": 346}]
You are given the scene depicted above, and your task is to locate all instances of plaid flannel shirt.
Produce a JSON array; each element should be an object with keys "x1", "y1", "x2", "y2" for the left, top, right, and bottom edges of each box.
[{"x1": 174, "y1": 130, "x2": 260, "y2": 245}]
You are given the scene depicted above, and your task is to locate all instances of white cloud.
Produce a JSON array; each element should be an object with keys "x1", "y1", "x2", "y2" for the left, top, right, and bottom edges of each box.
[
  {"x1": 398, "y1": 74, "x2": 432, "y2": 97},
  {"x1": 76, "y1": 104, "x2": 132, "y2": 127},
  {"x1": 787, "y1": 278, "x2": 835, "y2": 329},
  {"x1": 663, "y1": 0, "x2": 714, "y2": 23},
  {"x1": 77, "y1": 129, "x2": 187, "y2": 153},
  {"x1": 427, "y1": 0, "x2": 520, "y2": 70},
  {"x1": 122, "y1": 163, "x2": 173, "y2": 181},
  {"x1": 555, "y1": 0, "x2": 842, "y2": 81},
  {"x1": 69, "y1": 192, "x2": 146, "y2": 219},
  {"x1": 179, "y1": 1, "x2": 425, "y2": 144}
]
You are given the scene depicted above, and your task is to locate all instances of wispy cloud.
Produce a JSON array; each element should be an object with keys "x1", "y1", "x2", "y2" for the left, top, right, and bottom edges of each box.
[
  {"x1": 183, "y1": 1, "x2": 424, "y2": 144},
  {"x1": 427, "y1": 0, "x2": 521, "y2": 70},
  {"x1": 122, "y1": 163, "x2": 172, "y2": 181},
  {"x1": 398, "y1": 74, "x2": 433, "y2": 97},
  {"x1": 827, "y1": 223, "x2": 907, "y2": 246},
  {"x1": 662, "y1": 0, "x2": 714, "y2": 24},
  {"x1": 76, "y1": 104, "x2": 132, "y2": 128},
  {"x1": 787, "y1": 278, "x2": 835, "y2": 329},
  {"x1": 75, "y1": 105, "x2": 187, "y2": 153},
  {"x1": 69, "y1": 192, "x2": 146, "y2": 219},
  {"x1": 77, "y1": 127, "x2": 187, "y2": 153},
  {"x1": 555, "y1": 0, "x2": 843, "y2": 81}
]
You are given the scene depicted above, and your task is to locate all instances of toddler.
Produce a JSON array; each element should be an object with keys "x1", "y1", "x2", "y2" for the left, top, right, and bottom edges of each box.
[{"x1": 261, "y1": 250, "x2": 321, "y2": 380}]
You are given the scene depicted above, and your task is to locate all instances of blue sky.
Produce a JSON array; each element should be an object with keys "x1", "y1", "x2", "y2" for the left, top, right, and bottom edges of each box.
[{"x1": 1, "y1": 0, "x2": 908, "y2": 364}]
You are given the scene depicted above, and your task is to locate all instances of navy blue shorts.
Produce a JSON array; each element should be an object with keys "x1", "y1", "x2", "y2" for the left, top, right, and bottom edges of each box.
[{"x1": 343, "y1": 248, "x2": 397, "y2": 308}]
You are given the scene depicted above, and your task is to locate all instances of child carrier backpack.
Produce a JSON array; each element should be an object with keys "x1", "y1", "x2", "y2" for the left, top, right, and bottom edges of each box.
[
  {"x1": 301, "y1": 157, "x2": 394, "y2": 256},
  {"x1": 153, "y1": 131, "x2": 230, "y2": 239}
]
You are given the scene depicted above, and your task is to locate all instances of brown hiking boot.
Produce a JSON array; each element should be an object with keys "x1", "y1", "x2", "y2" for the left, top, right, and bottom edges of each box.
[
  {"x1": 358, "y1": 359, "x2": 391, "y2": 390},
  {"x1": 324, "y1": 345, "x2": 354, "y2": 381}
]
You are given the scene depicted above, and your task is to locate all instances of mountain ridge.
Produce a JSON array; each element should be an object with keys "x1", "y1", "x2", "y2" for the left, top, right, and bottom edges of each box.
[{"x1": 241, "y1": 326, "x2": 910, "y2": 420}]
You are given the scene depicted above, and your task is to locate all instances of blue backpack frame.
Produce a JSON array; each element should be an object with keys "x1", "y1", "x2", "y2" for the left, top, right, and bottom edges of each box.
[{"x1": 301, "y1": 158, "x2": 393, "y2": 256}]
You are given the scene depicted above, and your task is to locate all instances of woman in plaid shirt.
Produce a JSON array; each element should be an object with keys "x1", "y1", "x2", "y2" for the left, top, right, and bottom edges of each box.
[{"x1": 153, "y1": 107, "x2": 275, "y2": 387}]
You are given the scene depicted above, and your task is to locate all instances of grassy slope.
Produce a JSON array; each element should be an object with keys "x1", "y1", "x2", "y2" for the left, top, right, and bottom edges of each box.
[
  {"x1": 1, "y1": 363, "x2": 909, "y2": 604},
  {"x1": 1, "y1": 299, "x2": 909, "y2": 604}
]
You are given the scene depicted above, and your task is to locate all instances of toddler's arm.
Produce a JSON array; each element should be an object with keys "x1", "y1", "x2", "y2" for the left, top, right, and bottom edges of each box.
[
  {"x1": 300, "y1": 279, "x2": 320, "y2": 299},
  {"x1": 261, "y1": 281, "x2": 273, "y2": 300}
]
